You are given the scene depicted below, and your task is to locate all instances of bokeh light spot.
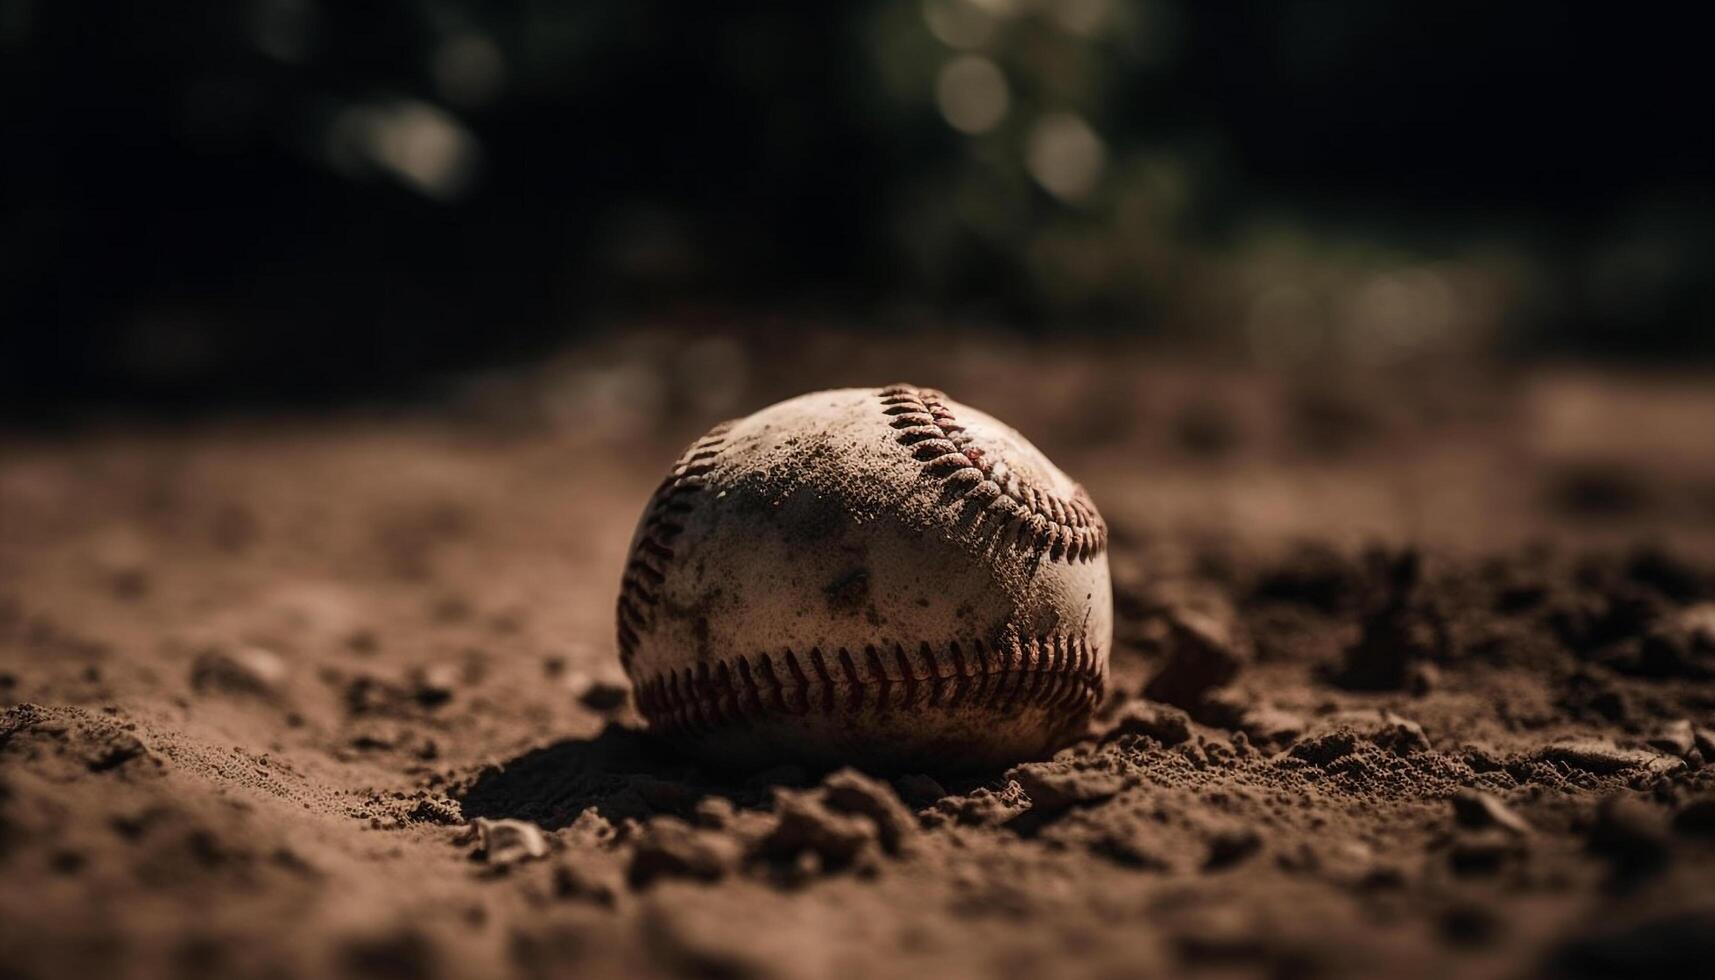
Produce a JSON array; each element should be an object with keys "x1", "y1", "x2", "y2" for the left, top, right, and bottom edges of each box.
[
  {"x1": 326, "y1": 100, "x2": 482, "y2": 202},
  {"x1": 1344, "y1": 268, "x2": 1454, "y2": 364},
  {"x1": 936, "y1": 56, "x2": 1009, "y2": 135},
  {"x1": 922, "y1": 0, "x2": 996, "y2": 50},
  {"x1": 1026, "y1": 112, "x2": 1106, "y2": 202}
]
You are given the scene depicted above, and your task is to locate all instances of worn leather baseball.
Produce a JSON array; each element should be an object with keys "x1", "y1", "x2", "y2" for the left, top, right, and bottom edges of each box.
[{"x1": 616, "y1": 384, "x2": 1112, "y2": 770}]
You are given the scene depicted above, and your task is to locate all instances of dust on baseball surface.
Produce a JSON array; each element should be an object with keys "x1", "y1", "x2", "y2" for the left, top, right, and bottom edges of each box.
[
  {"x1": 4, "y1": 331, "x2": 1715, "y2": 979},
  {"x1": 619, "y1": 384, "x2": 1113, "y2": 771}
]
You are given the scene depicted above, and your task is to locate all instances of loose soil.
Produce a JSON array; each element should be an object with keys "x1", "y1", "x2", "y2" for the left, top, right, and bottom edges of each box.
[{"x1": 4, "y1": 331, "x2": 1715, "y2": 978}]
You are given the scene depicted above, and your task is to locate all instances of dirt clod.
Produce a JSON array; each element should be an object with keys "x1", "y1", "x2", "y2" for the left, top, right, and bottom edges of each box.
[
  {"x1": 1098, "y1": 701, "x2": 1193, "y2": 746},
  {"x1": 628, "y1": 817, "x2": 741, "y2": 888},
  {"x1": 1647, "y1": 719, "x2": 1696, "y2": 757},
  {"x1": 1008, "y1": 764, "x2": 1128, "y2": 816},
  {"x1": 819, "y1": 769, "x2": 916, "y2": 855},
  {"x1": 1538, "y1": 739, "x2": 1682, "y2": 776},
  {"x1": 1144, "y1": 607, "x2": 1249, "y2": 709},
  {"x1": 757, "y1": 792, "x2": 878, "y2": 873}
]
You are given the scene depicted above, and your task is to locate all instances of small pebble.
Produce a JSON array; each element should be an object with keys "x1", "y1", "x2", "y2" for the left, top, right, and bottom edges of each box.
[
  {"x1": 473, "y1": 818, "x2": 549, "y2": 866},
  {"x1": 1451, "y1": 789, "x2": 1532, "y2": 836},
  {"x1": 190, "y1": 646, "x2": 286, "y2": 698}
]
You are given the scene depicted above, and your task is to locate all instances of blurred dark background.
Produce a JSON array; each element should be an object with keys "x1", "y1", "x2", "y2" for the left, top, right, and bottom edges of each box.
[{"x1": 3, "y1": 0, "x2": 1711, "y2": 413}]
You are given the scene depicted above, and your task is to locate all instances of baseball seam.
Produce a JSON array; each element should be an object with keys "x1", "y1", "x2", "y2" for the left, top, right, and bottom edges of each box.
[
  {"x1": 633, "y1": 634, "x2": 1104, "y2": 737},
  {"x1": 879, "y1": 384, "x2": 1107, "y2": 563},
  {"x1": 616, "y1": 422, "x2": 733, "y2": 669}
]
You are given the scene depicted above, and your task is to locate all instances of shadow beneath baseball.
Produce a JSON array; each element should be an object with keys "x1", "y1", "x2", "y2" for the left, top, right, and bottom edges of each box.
[
  {"x1": 458, "y1": 724, "x2": 697, "y2": 829},
  {"x1": 457, "y1": 721, "x2": 1015, "y2": 830}
]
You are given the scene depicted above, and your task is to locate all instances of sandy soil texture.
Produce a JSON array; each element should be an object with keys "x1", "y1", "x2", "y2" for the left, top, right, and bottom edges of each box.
[{"x1": 4, "y1": 332, "x2": 1715, "y2": 979}]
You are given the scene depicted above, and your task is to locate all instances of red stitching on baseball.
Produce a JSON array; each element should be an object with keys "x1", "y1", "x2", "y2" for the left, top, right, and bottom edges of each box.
[
  {"x1": 865, "y1": 645, "x2": 892, "y2": 714},
  {"x1": 615, "y1": 422, "x2": 733, "y2": 668},
  {"x1": 837, "y1": 648, "x2": 864, "y2": 712},
  {"x1": 634, "y1": 634, "x2": 1103, "y2": 741},
  {"x1": 809, "y1": 648, "x2": 835, "y2": 714},
  {"x1": 783, "y1": 649, "x2": 809, "y2": 715},
  {"x1": 877, "y1": 385, "x2": 1106, "y2": 563}
]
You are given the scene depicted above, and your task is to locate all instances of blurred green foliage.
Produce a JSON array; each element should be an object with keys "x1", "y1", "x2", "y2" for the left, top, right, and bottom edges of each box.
[{"x1": 2, "y1": 0, "x2": 1710, "y2": 404}]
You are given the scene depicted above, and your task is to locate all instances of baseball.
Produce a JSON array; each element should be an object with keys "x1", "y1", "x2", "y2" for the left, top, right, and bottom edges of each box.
[{"x1": 616, "y1": 384, "x2": 1112, "y2": 769}]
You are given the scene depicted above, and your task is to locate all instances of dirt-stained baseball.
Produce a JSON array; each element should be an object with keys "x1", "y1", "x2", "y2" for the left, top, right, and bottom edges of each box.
[{"x1": 616, "y1": 384, "x2": 1112, "y2": 769}]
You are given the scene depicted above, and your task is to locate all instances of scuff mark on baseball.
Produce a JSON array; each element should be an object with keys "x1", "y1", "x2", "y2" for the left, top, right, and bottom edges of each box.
[{"x1": 616, "y1": 384, "x2": 1113, "y2": 770}]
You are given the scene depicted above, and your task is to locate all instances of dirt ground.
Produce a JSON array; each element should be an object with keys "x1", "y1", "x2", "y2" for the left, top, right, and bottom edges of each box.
[{"x1": 4, "y1": 329, "x2": 1715, "y2": 979}]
